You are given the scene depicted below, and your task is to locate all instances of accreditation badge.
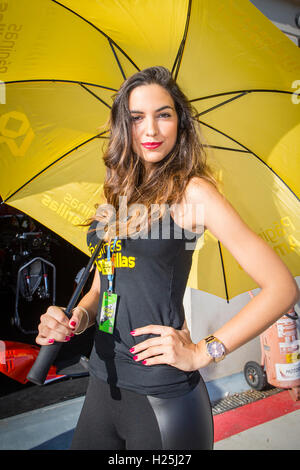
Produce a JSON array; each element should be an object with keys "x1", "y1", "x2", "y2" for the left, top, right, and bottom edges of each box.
[{"x1": 99, "y1": 291, "x2": 118, "y2": 334}]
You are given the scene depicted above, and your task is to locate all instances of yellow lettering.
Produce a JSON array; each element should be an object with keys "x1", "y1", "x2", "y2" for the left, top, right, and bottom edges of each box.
[
  {"x1": 121, "y1": 256, "x2": 128, "y2": 267},
  {"x1": 70, "y1": 198, "x2": 80, "y2": 209},
  {"x1": 281, "y1": 216, "x2": 295, "y2": 231},
  {"x1": 258, "y1": 232, "x2": 269, "y2": 242},
  {"x1": 128, "y1": 257, "x2": 135, "y2": 268},
  {"x1": 273, "y1": 242, "x2": 292, "y2": 257},
  {"x1": 66, "y1": 211, "x2": 75, "y2": 222},
  {"x1": 49, "y1": 200, "x2": 59, "y2": 211},
  {"x1": 265, "y1": 229, "x2": 277, "y2": 244},
  {"x1": 64, "y1": 193, "x2": 72, "y2": 204},
  {"x1": 115, "y1": 240, "x2": 122, "y2": 251},
  {"x1": 41, "y1": 194, "x2": 51, "y2": 207},
  {"x1": 72, "y1": 215, "x2": 82, "y2": 225},
  {"x1": 288, "y1": 234, "x2": 300, "y2": 254},
  {"x1": 95, "y1": 259, "x2": 102, "y2": 272}
]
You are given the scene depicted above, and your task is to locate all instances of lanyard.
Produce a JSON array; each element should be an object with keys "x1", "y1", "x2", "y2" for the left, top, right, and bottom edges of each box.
[
  {"x1": 106, "y1": 236, "x2": 118, "y2": 293},
  {"x1": 105, "y1": 216, "x2": 129, "y2": 292}
]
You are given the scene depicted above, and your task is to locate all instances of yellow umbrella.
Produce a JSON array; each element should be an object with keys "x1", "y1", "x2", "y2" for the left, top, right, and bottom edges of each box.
[{"x1": 0, "y1": 0, "x2": 299, "y2": 302}]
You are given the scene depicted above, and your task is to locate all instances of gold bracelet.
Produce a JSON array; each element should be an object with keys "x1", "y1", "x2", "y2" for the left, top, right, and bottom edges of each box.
[{"x1": 74, "y1": 306, "x2": 90, "y2": 335}]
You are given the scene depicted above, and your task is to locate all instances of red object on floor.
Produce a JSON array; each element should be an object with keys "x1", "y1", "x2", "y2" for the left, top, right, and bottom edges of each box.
[
  {"x1": 213, "y1": 390, "x2": 300, "y2": 443},
  {"x1": 0, "y1": 340, "x2": 64, "y2": 384}
]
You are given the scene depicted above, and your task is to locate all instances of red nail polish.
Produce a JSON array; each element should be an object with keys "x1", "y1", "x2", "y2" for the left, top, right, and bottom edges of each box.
[
  {"x1": 70, "y1": 332, "x2": 75, "y2": 337},
  {"x1": 70, "y1": 321, "x2": 76, "y2": 328},
  {"x1": 142, "y1": 360, "x2": 147, "y2": 365},
  {"x1": 133, "y1": 356, "x2": 138, "y2": 361},
  {"x1": 48, "y1": 339, "x2": 54, "y2": 344},
  {"x1": 130, "y1": 330, "x2": 136, "y2": 335},
  {"x1": 129, "y1": 347, "x2": 135, "y2": 353},
  {"x1": 65, "y1": 336, "x2": 70, "y2": 341}
]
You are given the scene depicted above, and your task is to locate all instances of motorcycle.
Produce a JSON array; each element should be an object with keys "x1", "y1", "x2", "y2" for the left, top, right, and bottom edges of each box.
[{"x1": 0, "y1": 206, "x2": 92, "y2": 385}]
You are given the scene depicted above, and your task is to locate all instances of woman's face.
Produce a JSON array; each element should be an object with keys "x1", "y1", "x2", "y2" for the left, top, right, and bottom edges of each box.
[{"x1": 128, "y1": 84, "x2": 178, "y2": 169}]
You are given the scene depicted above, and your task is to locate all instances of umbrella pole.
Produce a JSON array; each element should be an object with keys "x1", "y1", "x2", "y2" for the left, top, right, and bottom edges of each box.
[{"x1": 26, "y1": 239, "x2": 103, "y2": 385}]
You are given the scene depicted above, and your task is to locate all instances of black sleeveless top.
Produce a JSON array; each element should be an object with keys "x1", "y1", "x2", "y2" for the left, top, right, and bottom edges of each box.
[{"x1": 86, "y1": 207, "x2": 203, "y2": 398}]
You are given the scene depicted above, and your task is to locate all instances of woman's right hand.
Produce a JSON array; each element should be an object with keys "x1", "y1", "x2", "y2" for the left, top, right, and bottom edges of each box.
[{"x1": 35, "y1": 305, "x2": 86, "y2": 346}]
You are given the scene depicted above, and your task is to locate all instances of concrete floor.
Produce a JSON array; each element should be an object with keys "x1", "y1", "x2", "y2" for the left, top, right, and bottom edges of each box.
[
  {"x1": 214, "y1": 408, "x2": 300, "y2": 450},
  {"x1": 0, "y1": 391, "x2": 299, "y2": 450}
]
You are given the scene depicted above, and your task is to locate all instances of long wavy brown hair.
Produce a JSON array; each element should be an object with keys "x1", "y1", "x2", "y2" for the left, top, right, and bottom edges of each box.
[{"x1": 88, "y1": 66, "x2": 219, "y2": 243}]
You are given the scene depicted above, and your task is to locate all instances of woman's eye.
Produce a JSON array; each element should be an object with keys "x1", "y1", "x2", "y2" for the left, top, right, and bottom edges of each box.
[{"x1": 130, "y1": 113, "x2": 171, "y2": 121}]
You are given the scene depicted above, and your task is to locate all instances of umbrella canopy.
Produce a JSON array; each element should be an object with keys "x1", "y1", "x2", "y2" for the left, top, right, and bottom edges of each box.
[{"x1": 0, "y1": 0, "x2": 299, "y2": 300}]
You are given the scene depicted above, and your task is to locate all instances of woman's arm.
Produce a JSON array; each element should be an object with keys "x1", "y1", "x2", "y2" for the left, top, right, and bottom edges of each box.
[{"x1": 188, "y1": 178, "x2": 300, "y2": 367}]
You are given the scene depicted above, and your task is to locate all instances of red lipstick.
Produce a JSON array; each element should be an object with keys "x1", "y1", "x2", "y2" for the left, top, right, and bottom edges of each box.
[{"x1": 141, "y1": 142, "x2": 163, "y2": 150}]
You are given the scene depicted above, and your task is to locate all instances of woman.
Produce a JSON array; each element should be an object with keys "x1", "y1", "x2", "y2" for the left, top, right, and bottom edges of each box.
[{"x1": 36, "y1": 67, "x2": 299, "y2": 450}]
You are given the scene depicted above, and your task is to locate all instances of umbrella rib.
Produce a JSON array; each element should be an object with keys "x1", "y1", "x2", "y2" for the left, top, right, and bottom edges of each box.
[
  {"x1": 172, "y1": 0, "x2": 192, "y2": 80},
  {"x1": 80, "y1": 83, "x2": 112, "y2": 109},
  {"x1": 191, "y1": 89, "x2": 294, "y2": 107},
  {"x1": 218, "y1": 241, "x2": 230, "y2": 304},
  {"x1": 108, "y1": 39, "x2": 127, "y2": 81},
  {"x1": 4, "y1": 79, "x2": 118, "y2": 92},
  {"x1": 193, "y1": 89, "x2": 297, "y2": 117},
  {"x1": 194, "y1": 92, "x2": 249, "y2": 117},
  {"x1": 50, "y1": 0, "x2": 140, "y2": 73},
  {"x1": 203, "y1": 144, "x2": 250, "y2": 153},
  {"x1": 198, "y1": 119, "x2": 300, "y2": 202},
  {"x1": 3, "y1": 132, "x2": 108, "y2": 204},
  {"x1": 197, "y1": 119, "x2": 258, "y2": 156}
]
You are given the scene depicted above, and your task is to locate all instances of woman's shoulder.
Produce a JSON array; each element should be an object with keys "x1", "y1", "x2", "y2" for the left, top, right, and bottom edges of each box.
[
  {"x1": 181, "y1": 176, "x2": 227, "y2": 232},
  {"x1": 169, "y1": 177, "x2": 221, "y2": 235},
  {"x1": 184, "y1": 176, "x2": 223, "y2": 201},
  {"x1": 183, "y1": 176, "x2": 226, "y2": 214}
]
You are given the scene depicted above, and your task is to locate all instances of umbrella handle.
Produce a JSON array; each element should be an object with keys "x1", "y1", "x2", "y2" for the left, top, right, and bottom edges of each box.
[{"x1": 26, "y1": 239, "x2": 103, "y2": 385}]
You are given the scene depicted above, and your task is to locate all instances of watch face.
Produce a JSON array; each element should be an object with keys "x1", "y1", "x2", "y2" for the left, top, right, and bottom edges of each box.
[{"x1": 207, "y1": 340, "x2": 225, "y2": 358}]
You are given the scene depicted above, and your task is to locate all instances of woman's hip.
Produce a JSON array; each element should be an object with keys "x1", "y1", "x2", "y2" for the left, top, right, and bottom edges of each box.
[{"x1": 146, "y1": 375, "x2": 214, "y2": 450}]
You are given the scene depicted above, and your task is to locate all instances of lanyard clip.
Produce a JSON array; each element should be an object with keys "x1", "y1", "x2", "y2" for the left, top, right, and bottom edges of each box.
[
  {"x1": 106, "y1": 237, "x2": 118, "y2": 294},
  {"x1": 108, "y1": 279, "x2": 113, "y2": 293}
]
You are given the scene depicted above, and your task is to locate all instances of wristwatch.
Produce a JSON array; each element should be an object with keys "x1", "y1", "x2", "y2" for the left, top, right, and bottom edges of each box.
[{"x1": 204, "y1": 335, "x2": 226, "y2": 362}]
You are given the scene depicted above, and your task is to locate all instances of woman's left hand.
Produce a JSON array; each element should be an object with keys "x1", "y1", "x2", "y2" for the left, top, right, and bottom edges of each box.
[{"x1": 129, "y1": 324, "x2": 211, "y2": 372}]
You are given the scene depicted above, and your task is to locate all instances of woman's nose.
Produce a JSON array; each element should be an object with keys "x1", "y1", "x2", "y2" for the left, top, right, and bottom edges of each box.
[{"x1": 145, "y1": 117, "x2": 158, "y2": 136}]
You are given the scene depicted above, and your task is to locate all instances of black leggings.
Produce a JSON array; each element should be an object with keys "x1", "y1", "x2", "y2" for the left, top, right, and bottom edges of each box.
[{"x1": 70, "y1": 374, "x2": 214, "y2": 450}]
